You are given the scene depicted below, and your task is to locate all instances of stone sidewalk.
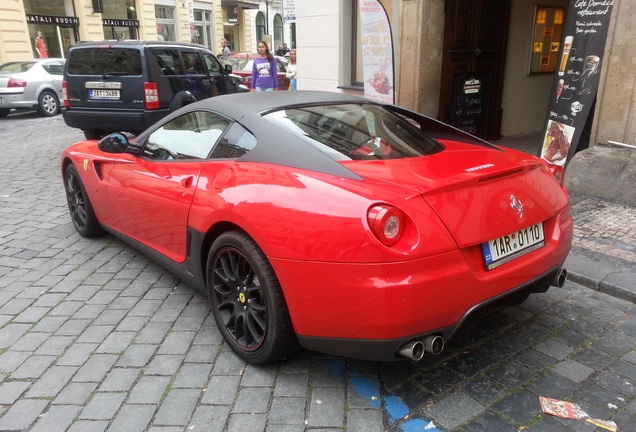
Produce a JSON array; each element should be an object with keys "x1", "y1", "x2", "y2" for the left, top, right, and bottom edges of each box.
[{"x1": 0, "y1": 114, "x2": 635, "y2": 432}]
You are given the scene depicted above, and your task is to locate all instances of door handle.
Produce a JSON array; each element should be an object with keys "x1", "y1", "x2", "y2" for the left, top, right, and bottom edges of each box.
[{"x1": 180, "y1": 176, "x2": 194, "y2": 188}]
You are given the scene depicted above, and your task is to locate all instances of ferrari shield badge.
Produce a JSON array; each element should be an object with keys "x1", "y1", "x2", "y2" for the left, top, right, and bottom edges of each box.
[{"x1": 83, "y1": 159, "x2": 89, "y2": 171}]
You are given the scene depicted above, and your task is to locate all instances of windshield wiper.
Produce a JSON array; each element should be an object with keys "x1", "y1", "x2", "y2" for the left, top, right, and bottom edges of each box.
[{"x1": 101, "y1": 72, "x2": 128, "y2": 79}]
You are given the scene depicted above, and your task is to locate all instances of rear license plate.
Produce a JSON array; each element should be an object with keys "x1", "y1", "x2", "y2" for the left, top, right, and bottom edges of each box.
[
  {"x1": 481, "y1": 222, "x2": 545, "y2": 270},
  {"x1": 89, "y1": 89, "x2": 120, "y2": 99}
]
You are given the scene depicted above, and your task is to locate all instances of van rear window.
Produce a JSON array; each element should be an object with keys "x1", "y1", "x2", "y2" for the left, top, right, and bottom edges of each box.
[{"x1": 67, "y1": 48, "x2": 142, "y2": 75}]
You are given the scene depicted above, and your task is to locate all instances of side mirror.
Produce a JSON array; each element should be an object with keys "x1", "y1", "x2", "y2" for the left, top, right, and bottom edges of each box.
[
  {"x1": 98, "y1": 132, "x2": 130, "y2": 154},
  {"x1": 224, "y1": 64, "x2": 232, "y2": 74}
]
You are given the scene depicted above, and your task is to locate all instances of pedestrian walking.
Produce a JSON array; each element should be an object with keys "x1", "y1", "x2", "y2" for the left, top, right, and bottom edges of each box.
[
  {"x1": 219, "y1": 38, "x2": 231, "y2": 59},
  {"x1": 250, "y1": 41, "x2": 279, "y2": 92},
  {"x1": 286, "y1": 49, "x2": 297, "y2": 90}
]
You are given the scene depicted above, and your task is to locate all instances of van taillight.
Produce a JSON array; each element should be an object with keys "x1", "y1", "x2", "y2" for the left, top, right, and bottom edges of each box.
[
  {"x1": 144, "y1": 82, "x2": 160, "y2": 109},
  {"x1": 62, "y1": 81, "x2": 69, "y2": 107}
]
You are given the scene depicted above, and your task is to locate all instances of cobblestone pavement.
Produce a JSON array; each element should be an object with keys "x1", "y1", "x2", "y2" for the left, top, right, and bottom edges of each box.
[{"x1": 1, "y1": 114, "x2": 635, "y2": 432}]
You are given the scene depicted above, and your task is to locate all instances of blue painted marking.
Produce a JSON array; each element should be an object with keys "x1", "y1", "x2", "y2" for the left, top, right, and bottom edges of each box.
[
  {"x1": 323, "y1": 360, "x2": 440, "y2": 431},
  {"x1": 399, "y1": 418, "x2": 443, "y2": 432},
  {"x1": 349, "y1": 377, "x2": 381, "y2": 408},
  {"x1": 322, "y1": 358, "x2": 346, "y2": 379},
  {"x1": 385, "y1": 395, "x2": 409, "y2": 423}
]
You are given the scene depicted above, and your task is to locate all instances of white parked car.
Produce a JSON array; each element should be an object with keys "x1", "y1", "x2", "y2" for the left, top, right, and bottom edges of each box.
[{"x1": 0, "y1": 58, "x2": 65, "y2": 117}]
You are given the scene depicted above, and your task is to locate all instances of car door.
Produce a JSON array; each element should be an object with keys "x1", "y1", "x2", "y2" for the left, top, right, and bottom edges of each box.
[
  {"x1": 40, "y1": 60, "x2": 65, "y2": 94},
  {"x1": 202, "y1": 52, "x2": 233, "y2": 96},
  {"x1": 180, "y1": 50, "x2": 210, "y2": 100},
  {"x1": 103, "y1": 110, "x2": 231, "y2": 262}
]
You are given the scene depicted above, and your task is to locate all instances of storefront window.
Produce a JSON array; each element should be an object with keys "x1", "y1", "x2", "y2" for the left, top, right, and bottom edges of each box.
[
  {"x1": 156, "y1": 6, "x2": 177, "y2": 41},
  {"x1": 24, "y1": 0, "x2": 78, "y2": 59}
]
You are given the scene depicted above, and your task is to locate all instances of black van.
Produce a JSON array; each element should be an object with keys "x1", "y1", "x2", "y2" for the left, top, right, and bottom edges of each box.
[{"x1": 62, "y1": 40, "x2": 244, "y2": 139}]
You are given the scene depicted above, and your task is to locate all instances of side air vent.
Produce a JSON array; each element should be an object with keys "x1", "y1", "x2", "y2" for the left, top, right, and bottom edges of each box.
[{"x1": 94, "y1": 162, "x2": 103, "y2": 180}]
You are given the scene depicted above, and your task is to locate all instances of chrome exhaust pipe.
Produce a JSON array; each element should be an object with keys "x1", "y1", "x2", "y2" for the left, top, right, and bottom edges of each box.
[
  {"x1": 552, "y1": 268, "x2": 567, "y2": 288},
  {"x1": 423, "y1": 335, "x2": 444, "y2": 355},
  {"x1": 397, "y1": 340, "x2": 425, "y2": 361}
]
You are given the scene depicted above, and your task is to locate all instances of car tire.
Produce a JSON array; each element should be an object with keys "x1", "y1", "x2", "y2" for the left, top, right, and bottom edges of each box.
[
  {"x1": 37, "y1": 90, "x2": 60, "y2": 117},
  {"x1": 0, "y1": 108, "x2": 10, "y2": 118},
  {"x1": 207, "y1": 231, "x2": 300, "y2": 364},
  {"x1": 64, "y1": 163, "x2": 103, "y2": 238}
]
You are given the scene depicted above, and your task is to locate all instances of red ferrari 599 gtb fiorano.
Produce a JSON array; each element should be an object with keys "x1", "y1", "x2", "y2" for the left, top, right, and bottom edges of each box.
[{"x1": 62, "y1": 91, "x2": 572, "y2": 364}]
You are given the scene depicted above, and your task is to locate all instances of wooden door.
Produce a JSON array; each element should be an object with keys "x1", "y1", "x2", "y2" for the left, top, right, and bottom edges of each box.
[{"x1": 439, "y1": 0, "x2": 511, "y2": 140}]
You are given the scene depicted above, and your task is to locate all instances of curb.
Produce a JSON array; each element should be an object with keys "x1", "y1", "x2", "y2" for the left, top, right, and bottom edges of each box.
[{"x1": 564, "y1": 253, "x2": 636, "y2": 304}]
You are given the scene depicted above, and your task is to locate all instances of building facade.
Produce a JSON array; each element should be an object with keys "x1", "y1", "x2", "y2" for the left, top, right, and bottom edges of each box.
[
  {"x1": 295, "y1": 0, "x2": 635, "y2": 148},
  {"x1": 0, "y1": 0, "x2": 292, "y2": 62}
]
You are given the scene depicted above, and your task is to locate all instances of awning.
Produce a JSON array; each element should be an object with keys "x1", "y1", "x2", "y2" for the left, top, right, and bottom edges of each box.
[{"x1": 221, "y1": 1, "x2": 260, "y2": 9}]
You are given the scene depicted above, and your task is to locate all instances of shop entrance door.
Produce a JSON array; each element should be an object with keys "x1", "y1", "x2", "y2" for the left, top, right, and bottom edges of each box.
[{"x1": 438, "y1": 0, "x2": 510, "y2": 140}]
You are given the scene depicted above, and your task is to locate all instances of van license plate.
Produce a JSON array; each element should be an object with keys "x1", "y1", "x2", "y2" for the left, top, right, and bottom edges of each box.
[
  {"x1": 89, "y1": 89, "x2": 120, "y2": 99},
  {"x1": 481, "y1": 222, "x2": 544, "y2": 270}
]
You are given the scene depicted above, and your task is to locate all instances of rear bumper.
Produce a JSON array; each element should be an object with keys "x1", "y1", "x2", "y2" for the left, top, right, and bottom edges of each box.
[
  {"x1": 0, "y1": 94, "x2": 36, "y2": 109},
  {"x1": 270, "y1": 211, "x2": 573, "y2": 361},
  {"x1": 296, "y1": 266, "x2": 563, "y2": 361},
  {"x1": 62, "y1": 107, "x2": 171, "y2": 134}
]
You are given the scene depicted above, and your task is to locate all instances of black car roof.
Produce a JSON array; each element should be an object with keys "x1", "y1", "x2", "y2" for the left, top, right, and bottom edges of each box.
[
  {"x1": 189, "y1": 90, "x2": 370, "y2": 119},
  {"x1": 143, "y1": 91, "x2": 372, "y2": 180}
]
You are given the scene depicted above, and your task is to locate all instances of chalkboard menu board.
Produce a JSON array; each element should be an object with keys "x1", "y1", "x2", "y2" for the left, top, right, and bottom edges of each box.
[{"x1": 451, "y1": 72, "x2": 491, "y2": 139}]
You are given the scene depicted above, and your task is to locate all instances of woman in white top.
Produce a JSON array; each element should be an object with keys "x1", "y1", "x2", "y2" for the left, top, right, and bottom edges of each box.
[{"x1": 286, "y1": 49, "x2": 297, "y2": 90}]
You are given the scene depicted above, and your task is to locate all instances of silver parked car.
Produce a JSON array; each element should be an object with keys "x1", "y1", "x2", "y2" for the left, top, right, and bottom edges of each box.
[{"x1": 0, "y1": 58, "x2": 65, "y2": 117}]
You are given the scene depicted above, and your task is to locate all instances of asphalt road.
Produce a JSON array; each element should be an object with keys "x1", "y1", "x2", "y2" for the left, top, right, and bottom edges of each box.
[{"x1": 0, "y1": 111, "x2": 635, "y2": 432}]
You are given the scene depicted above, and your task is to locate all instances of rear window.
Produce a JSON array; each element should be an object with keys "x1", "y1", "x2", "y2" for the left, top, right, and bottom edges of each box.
[
  {"x1": 67, "y1": 47, "x2": 142, "y2": 75},
  {"x1": 264, "y1": 103, "x2": 443, "y2": 160},
  {"x1": 0, "y1": 62, "x2": 35, "y2": 73}
]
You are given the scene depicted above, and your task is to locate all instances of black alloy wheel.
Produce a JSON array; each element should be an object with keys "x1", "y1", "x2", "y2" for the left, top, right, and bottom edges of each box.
[
  {"x1": 64, "y1": 164, "x2": 102, "y2": 237},
  {"x1": 207, "y1": 231, "x2": 299, "y2": 364}
]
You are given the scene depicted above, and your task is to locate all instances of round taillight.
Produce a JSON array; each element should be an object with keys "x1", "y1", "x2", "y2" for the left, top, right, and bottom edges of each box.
[{"x1": 368, "y1": 205, "x2": 405, "y2": 246}]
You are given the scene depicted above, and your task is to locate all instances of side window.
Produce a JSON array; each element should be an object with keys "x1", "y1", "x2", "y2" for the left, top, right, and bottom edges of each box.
[
  {"x1": 42, "y1": 61, "x2": 64, "y2": 75},
  {"x1": 152, "y1": 48, "x2": 184, "y2": 75},
  {"x1": 210, "y1": 123, "x2": 257, "y2": 159},
  {"x1": 202, "y1": 53, "x2": 223, "y2": 74},
  {"x1": 276, "y1": 59, "x2": 286, "y2": 73},
  {"x1": 143, "y1": 111, "x2": 231, "y2": 160},
  {"x1": 182, "y1": 51, "x2": 204, "y2": 74}
]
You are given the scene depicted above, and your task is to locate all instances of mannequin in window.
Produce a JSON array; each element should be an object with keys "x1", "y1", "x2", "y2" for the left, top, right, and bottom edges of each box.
[{"x1": 35, "y1": 31, "x2": 48, "y2": 58}]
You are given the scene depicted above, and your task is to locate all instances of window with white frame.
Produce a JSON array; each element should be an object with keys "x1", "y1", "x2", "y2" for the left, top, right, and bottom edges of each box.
[
  {"x1": 256, "y1": 12, "x2": 266, "y2": 43},
  {"x1": 155, "y1": 6, "x2": 176, "y2": 41},
  {"x1": 274, "y1": 14, "x2": 283, "y2": 50},
  {"x1": 191, "y1": 9, "x2": 213, "y2": 50}
]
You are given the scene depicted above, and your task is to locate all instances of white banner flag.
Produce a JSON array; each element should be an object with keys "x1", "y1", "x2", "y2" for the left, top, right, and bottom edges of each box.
[{"x1": 360, "y1": 1, "x2": 394, "y2": 104}]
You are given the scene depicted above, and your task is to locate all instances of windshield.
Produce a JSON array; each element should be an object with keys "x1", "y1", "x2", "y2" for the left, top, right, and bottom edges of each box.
[{"x1": 264, "y1": 103, "x2": 443, "y2": 161}]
